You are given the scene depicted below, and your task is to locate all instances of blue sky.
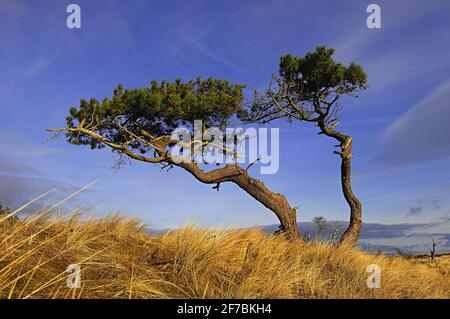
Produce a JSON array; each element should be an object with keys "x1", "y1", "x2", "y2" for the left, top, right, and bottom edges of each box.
[{"x1": 1, "y1": 0, "x2": 450, "y2": 234}]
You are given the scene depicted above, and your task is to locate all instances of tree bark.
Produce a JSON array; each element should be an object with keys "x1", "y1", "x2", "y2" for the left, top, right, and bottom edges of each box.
[
  {"x1": 173, "y1": 161, "x2": 300, "y2": 240},
  {"x1": 233, "y1": 171, "x2": 300, "y2": 240},
  {"x1": 50, "y1": 128, "x2": 302, "y2": 241},
  {"x1": 336, "y1": 138, "x2": 362, "y2": 245},
  {"x1": 318, "y1": 120, "x2": 362, "y2": 246}
]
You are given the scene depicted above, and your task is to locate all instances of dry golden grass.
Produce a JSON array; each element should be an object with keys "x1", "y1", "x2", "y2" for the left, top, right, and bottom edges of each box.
[
  {"x1": 403, "y1": 254, "x2": 450, "y2": 277},
  {"x1": 0, "y1": 207, "x2": 449, "y2": 299}
]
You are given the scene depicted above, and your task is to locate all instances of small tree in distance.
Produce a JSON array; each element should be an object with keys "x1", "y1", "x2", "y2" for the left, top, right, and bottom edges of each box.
[
  {"x1": 246, "y1": 46, "x2": 368, "y2": 245},
  {"x1": 48, "y1": 78, "x2": 301, "y2": 240},
  {"x1": 312, "y1": 216, "x2": 329, "y2": 240},
  {"x1": 0, "y1": 203, "x2": 9, "y2": 215},
  {"x1": 0, "y1": 202, "x2": 19, "y2": 226}
]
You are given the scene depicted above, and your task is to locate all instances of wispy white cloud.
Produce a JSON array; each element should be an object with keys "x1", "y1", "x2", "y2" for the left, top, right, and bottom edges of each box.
[
  {"x1": 0, "y1": 0, "x2": 134, "y2": 101},
  {"x1": 332, "y1": 0, "x2": 450, "y2": 92},
  {"x1": 82, "y1": 1, "x2": 134, "y2": 50},
  {"x1": 0, "y1": 129, "x2": 60, "y2": 158},
  {"x1": 377, "y1": 78, "x2": 450, "y2": 165},
  {"x1": 333, "y1": 0, "x2": 449, "y2": 60},
  {"x1": 0, "y1": 174, "x2": 97, "y2": 213},
  {"x1": 0, "y1": 0, "x2": 28, "y2": 19},
  {"x1": 0, "y1": 155, "x2": 41, "y2": 176},
  {"x1": 18, "y1": 54, "x2": 59, "y2": 80},
  {"x1": 178, "y1": 31, "x2": 239, "y2": 70}
]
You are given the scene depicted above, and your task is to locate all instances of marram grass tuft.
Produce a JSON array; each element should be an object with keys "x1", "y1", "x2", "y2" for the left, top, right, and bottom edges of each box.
[{"x1": 0, "y1": 208, "x2": 448, "y2": 299}]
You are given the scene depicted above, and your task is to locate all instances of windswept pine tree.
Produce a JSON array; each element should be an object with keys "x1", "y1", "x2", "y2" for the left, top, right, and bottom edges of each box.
[
  {"x1": 48, "y1": 78, "x2": 301, "y2": 240},
  {"x1": 246, "y1": 46, "x2": 368, "y2": 244},
  {"x1": 49, "y1": 47, "x2": 368, "y2": 244}
]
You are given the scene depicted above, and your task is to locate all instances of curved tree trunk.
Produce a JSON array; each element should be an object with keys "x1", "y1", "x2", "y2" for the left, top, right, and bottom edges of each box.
[
  {"x1": 232, "y1": 171, "x2": 300, "y2": 240},
  {"x1": 318, "y1": 121, "x2": 362, "y2": 246},
  {"x1": 174, "y1": 161, "x2": 300, "y2": 240},
  {"x1": 50, "y1": 127, "x2": 301, "y2": 240},
  {"x1": 336, "y1": 138, "x2": 362, "y2": 245}
]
